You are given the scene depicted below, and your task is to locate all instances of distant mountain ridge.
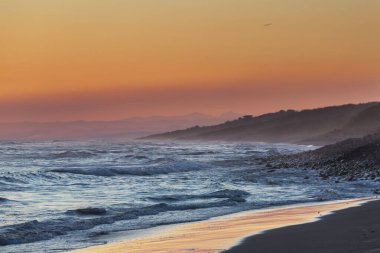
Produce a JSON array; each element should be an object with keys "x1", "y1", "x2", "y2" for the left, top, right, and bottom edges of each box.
[
  {"x1": 143, "y1": 102, "x2": 380, "y2": 145},
  {"x1": 0, "y1": 112, "x2": 241, "y2": 141}
]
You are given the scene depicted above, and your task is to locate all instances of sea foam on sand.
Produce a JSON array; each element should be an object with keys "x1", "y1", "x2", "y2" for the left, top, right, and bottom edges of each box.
[{"x1": 70, "y1": 198, "x2": 372, "y2": 253}]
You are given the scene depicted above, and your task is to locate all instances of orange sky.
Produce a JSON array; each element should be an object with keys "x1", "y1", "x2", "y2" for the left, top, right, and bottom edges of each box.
[{"x1": 1, "y1": 0, "x2": 379, "y2": 122}]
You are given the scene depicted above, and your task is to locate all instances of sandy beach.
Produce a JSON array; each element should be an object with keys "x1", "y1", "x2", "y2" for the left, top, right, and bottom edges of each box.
[
  {"x1": 70, "y1": 198, "x2": 372, "y2": 253},
  {"x1": 226, "y1": 198, "x2": 380, "y2": 253}
]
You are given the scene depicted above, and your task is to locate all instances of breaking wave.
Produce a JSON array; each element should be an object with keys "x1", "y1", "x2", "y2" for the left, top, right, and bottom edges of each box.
[
  {"x1": 0, "y1": 198, "x2": 244, "y2": 246},
  {"x1": 49, "y1": 160, "x2": 207, "y2": 176},
  {"x1": 0, "y1": 140, "x2": 375, "y2": 253},
  {"x1": 50, "y1": 151, "x2": 98, "y2": 159},
  {"x1": 148, "y1": 189, "x2": 250, "y2": 203}
]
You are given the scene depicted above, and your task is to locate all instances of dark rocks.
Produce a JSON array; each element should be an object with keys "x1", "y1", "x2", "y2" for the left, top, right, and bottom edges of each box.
[
  {"x1": 70, "y1": 207, "x2": 107, "y2": 216},
  {"x1": 228, "y1": 197, "x2": 247, "y2": 203},
  {"x1": 261, "y1": 133, "x2": 380, "y2": 182},
  {"x1": 265, "y1": 163, "x2": 273, "y2": 168},
  {"x1": 0, "y1": 237, "x2": 7, "y2": 246},
  {"x1": 203, "y1": 189, "x2": 250, "y2": 199}
]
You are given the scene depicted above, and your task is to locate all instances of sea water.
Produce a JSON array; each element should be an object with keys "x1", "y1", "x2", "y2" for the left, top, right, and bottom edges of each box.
[{"x1": 0, "y1": 141, "x2": 377, "y2": 252}]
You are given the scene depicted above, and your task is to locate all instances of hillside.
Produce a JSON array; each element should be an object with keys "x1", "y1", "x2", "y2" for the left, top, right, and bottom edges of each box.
[{"x1": 143, "y1": 102, "x2": 380, "y2": 145}]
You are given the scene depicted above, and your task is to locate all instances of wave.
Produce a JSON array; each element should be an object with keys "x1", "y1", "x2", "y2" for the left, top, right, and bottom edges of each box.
[
  {"x1": 0, "y1": 176, "x2": 28, "y2": 192},
  {"x1": 50, "y1": 151, "x2": 98, "y2": 159},
  {"x1": 49, "y1": 160, "x2": 207, "y2": 176},
  {"x1": 0, "y1": 197, "x2": 9, "y2": 202},
  {"x1": 0, "y1": 176, "x2": 26, "y2": 184},
  {"x1": 0, "y1": 198, "x2": 242, "y2": 246},
  {"x1": 204, "y1": 189, "x2": 250, "y2": 199},
  {"x1": 66, "y1": 207, "x2": 107, "y2": 216},
  {"x1": 149, "y1": 189, "x2": 250, "y2": 203},
  {"x1": 182, "y1": 151, "x2": 216, "y2": 156}
]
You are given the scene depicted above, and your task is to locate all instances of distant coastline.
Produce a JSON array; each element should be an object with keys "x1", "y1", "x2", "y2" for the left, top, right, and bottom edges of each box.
[{"x1": 143, "y1": 102, "x2": 380, "y2": 145}]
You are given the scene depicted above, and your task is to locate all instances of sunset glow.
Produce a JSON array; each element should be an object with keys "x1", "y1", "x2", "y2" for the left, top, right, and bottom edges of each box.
[{"x1": 1, "y1": 0, "x2": 379, "y2": 121}]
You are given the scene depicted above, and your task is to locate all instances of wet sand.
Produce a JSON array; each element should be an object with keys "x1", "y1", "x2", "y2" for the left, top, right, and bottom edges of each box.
[
  {"x1": 225, "y1": 198, "x2": 380, "y2": 253},
  {"x1": 70, "y1": 198, "x2": 371, "y2": 253}
]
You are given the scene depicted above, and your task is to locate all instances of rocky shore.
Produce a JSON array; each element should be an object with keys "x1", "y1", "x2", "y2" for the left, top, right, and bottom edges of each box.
[{"x1": 258, "y1": 133, "x2": 380, "y2": 181}]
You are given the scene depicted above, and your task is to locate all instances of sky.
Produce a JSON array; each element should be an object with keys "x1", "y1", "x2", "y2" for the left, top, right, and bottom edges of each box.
[{"x1": 1, "y1": 0, "x2": 379, "y2": 122}]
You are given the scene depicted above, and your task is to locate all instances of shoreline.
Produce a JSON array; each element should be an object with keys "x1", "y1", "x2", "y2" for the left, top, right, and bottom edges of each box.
[
  {"x1": 70, "y1": 197, "x2": 373, "y2": 253},
  {"x1": 225, "y1": 197, "x2": 380, "y2": 253}
]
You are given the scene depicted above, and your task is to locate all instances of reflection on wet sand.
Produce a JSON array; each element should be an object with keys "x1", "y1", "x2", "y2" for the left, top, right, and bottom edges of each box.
[{"x1": 72, "y1": 198, "x2": 370, "y2": 253}]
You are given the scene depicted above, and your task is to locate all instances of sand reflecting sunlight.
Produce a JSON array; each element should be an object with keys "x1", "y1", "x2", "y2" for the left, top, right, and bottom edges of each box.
[{"x1": 71, "y1": 198, "x2": 371, "y2": 253}]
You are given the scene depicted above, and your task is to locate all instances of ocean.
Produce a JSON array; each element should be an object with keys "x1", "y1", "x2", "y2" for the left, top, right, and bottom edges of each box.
[{"x1": 0, "y1": 141, "x2": 376, "y2": 252}]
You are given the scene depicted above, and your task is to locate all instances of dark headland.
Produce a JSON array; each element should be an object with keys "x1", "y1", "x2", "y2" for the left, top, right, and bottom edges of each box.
[
  {"x1": 144, "y1": 102, "x2": 380, "y2": 182},
  {"x1": 223, "y1": 200, "x2": 380, "y2": 253},
  {"x1": 143, "y1": 102, "x2": 380, "y2": 145}
]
